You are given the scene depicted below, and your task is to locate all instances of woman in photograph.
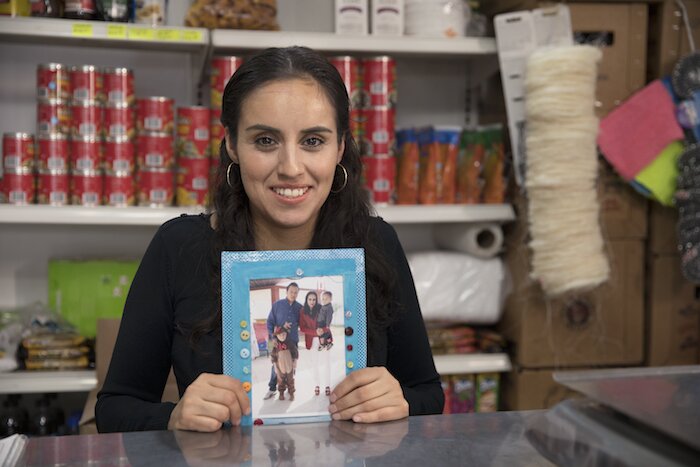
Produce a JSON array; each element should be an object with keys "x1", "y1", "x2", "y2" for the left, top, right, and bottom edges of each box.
[
  {"x1": 300, "y1": 290, "x2": 333, "y2": 397},
  {"x1": 96, "y1": 46, "x2": 443, "y2": 433}
]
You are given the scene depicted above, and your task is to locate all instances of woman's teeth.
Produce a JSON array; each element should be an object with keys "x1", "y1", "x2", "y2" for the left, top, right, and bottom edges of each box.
[{"x1": 274, "y1": 187, "x2": 308, "y2": 198}]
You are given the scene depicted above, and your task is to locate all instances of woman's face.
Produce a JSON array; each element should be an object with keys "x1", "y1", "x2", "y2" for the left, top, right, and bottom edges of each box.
[
  {"x1": 307, "y1": 294, "x2": 317, "y2": 307},
  {"x1": 226, "y1": 78, "x2": 344, "y2": 247}
]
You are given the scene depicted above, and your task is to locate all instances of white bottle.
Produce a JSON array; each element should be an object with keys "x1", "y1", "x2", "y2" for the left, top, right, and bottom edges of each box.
[
  {"x1": 335, "y1": 0, "x2": 369, "y2": 35},
  {"x1": 371, "y1": 0, "x2": 404, "y2": 36}
]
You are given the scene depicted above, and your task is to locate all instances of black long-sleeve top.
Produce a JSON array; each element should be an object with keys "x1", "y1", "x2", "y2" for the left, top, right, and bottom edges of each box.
[{"x1": 96, "y1": 214, "x2": 443, "y2": 433}]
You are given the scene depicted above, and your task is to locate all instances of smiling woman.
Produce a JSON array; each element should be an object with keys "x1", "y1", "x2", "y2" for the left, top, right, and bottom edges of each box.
[{"x1": 95, "y1": 46, "x2": 444, "y2": 434}]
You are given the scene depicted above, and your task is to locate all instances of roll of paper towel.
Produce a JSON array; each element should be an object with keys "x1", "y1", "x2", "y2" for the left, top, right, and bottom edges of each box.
[{"x1": 433, "y1": 223, "x2": 504, "y2": 258}]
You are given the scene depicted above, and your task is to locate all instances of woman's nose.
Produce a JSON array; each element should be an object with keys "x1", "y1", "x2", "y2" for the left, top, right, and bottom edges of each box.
[{"x1": 277, "y1": 144, "x2": 303, "y2": 178}]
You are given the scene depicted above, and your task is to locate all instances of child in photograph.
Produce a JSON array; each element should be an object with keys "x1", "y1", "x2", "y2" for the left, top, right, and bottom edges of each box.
[
  {"x1": 317, "y1": 291, "x2": 334, "y2": 351},
  {"x1": 270, "y1": 326, "x2": 298, "y2": 401}
]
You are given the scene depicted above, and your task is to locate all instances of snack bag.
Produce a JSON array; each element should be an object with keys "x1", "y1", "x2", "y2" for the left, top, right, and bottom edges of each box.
[
  {"x1": 436, "y1": 126, "x2": 461, "y2": 204},
  {"x1": 185, "y1": 0, "x2": 279, "y2": 30},
  {"x1": 482, "y1": 126, "x2": 505, "y2": 204},
  {"x1": 457, "y1": 129, "x2": 485, "y2": 204},
  {"x1": 475, "y1": 373, "x2": 500, "y2": 412},
  {"x1": 417, "y1": 127, "x2": 439, "y2": 204},
  {"x1": 396, "y1": 128, "x2": 419, "y2": 204}
]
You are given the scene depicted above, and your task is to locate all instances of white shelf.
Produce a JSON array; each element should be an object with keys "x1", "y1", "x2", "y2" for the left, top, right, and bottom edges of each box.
[
  {"x1": 0, "y1": 17, "x2": 208, "y2": 51},
  {"x1": 0, "y1": 370, "x2": 97, "y2": 394},
  {"x1": 0, "y1": 204, "x2": 514, "y2": 226},
  {"x1": 433, "y1": 353, "x2": 512, "y2": 376}
]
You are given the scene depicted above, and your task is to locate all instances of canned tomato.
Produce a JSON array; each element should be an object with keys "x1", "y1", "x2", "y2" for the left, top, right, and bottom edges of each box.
[
  {"x1": 104, "y1": 171, "x2": 135, "y2": 206},
  {"x1": 137, "y1": 133, "x2": 174, "y2": 169},
  {"x1": 350, "y1": 108, "x2": 364, "y2": 145},
  {"x1": 69, "y1": 65, "x2": 104, "y2": 103},
  {"x1": 210, "y1": 108, "x2": 224, "y2": 160},
  {"x1": 362, "y1": 155, "x2": 396, "y2": 204},
  {"x1": 3, "y1": 133, "x2": 35, "y2": 170},
  {"x1": 37, "y1": 99, "x2": 71, "y2": 135},
  {"x1": 177, "y1": 106, "x2": 210, "y2": 158},
  {"x1": 137, "y1": 97, "x2": 175, "y2": 134},
  {"x1": 104, "y1": 138, "x2": 135, "y2": 173},
  {"x1": 176, "y1": 156, "x2": 210, "y2": 206},
  {"x1": 37, "y1": 133, "x2": 69, "y2": 171},
  {"x1": 37, "y1": 63, "x2": 70, "y2": 101},
  {"x1": 70, "y1": 170, "x2": 103, "y2": 206},
  {"x1": 70, "y1": 136, "x2": 103, "y2": 171},
  {"x1": 363, "y1": 106, "x2": 395, "y2": 156},
  {"x1": 363, "y1": 56, "x2": 396, "y2": 108},
  {"x1": 103, "y1": 67, "x2": 134, "y2": 105},
  {"x1": 137, "y1": 168, "x2": 173, "y2": 207},
  {"x1": 210, "y1": 56, "x2": 243, "y2": 109},
  {"x1": 2, "y1": 168, "x2": 35, "y2": 205},
  {"x1": 330, "y1": 56, "x2": 364, "y2": 110},
  {"x1": 104, "y1": 103, "x2": 135, "y2": 140},
  {"x1": 70, "y1": 101, "x2": 103, "y2": 138},
  {"x1": 37, "y1": 170, "x2": 69, "y2": 206}
]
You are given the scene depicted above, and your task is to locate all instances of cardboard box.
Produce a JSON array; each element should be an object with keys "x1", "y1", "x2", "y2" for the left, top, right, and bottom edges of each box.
[
  {"x1": 649, "y1": 204, "x2": 678, "y2": 255},
  {"x1": 647, "y1": 255, "x2": 700, "y2": 366},
  {"x1": 648, "y1": 0, "x2": 700, "y2": 79},
  {"x1": 599, "y1": 161, "x2": 648, "y2": 239},
  {"x1": 503, "y1": 369, "x2": 584, "y2": 411}
]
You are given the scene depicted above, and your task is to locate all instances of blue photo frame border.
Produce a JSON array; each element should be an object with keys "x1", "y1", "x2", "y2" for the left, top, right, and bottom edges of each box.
[{"x1": 221, "y1": 248, "x2": 367, "y2": 426}]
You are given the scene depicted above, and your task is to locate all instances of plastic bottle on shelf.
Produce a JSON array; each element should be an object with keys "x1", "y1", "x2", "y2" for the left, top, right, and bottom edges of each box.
[
  {"x1": 97, "y1": 0, "x2": 130, "y2": 22},
  {"x1": 64, "y1": 0, "x2": 98, "y2": 20},
  {"x1": 30, "y1": 0, "x2": 64, "y2": 17},
  {"x1": 0, "y1": 395, "x2": 29, "y2": 436},
  {"x1": 31, "y1": 395, "x2": 56, "y2": 436}
]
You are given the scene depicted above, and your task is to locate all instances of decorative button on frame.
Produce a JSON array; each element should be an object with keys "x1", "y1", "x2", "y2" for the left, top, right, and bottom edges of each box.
[{"x1": 239, "y1": 348, "x2": 250, "y2": 358}]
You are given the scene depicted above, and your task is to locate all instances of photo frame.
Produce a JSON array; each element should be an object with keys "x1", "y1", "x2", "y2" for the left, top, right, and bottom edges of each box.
[{"x1": 221, "y1": 248, "x2": 367, "y2": 426}]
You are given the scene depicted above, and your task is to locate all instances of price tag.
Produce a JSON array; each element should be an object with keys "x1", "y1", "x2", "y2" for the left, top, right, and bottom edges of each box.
[
  {"x1": 72, "y1": 23, "x2": 94, "y2": 38},
  {"x1": 107, "y1": 24, "x2": 127, "y2": 39},
  {"x1": 156, "y1": 29, "x2": 180, "y2": 42},
  {"x1": 180, "y1": 30, "x2": 203, "y2": 42},
  {"x1": 128, "y1": 27, "x2": 155, "y2": 41}
]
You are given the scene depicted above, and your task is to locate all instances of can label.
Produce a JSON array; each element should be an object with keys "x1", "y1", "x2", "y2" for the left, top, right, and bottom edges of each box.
[
  {"x1": 104, "y1": 139, "x2": 135, "y2": 173},
  {"x1": 70, "y1": 66, "x2": 104, "y2": 103},
  {"x1": 103, "y1": 68, "x2": 134, "y2": 105},
  {"x1": 177, "y1": 106, "x2": 210, "y2": 158},
  {"x1": 104, "y1": 173, "x2": 135, "y2": 206},
  {"x1": 37, "y1": 135, "x2": 69, "y2": 171},
  {"x1": 37, "y1": 100, "x2": 71, "y2": 135},
  {"x1": 71, "y1": 102, "x2": 103, "y2": 138},
  {"x1": 37, "y1": 64, "x2": 70, "y2": 101},
  {"x1": 37, "y1": 171, "x2": 69, "y2": 205},
  {"x1": 3, "y1": 170, "x2": 35, "y2": 205},
  {"x1": 363, "y1": 57, "x2": 396, "y2": 108},
  {"x1": 70, "y1": 137, "x2": 103, "y2": 171},
  {"x1": 210, "y1": 56, "x2": 243, "y2": 109},
  {"x1": 137, "y1": 134, "x2": 173, "y2": 169},
  {"x1": 330, "y1": 56, "x2": 364, "y2": 110},
  {"x1": 137, "y1": 169, "x2": 173, "y2": 206},
  {"x1": 104, "y1": 104, "x2": 135, "y2": 140},
  {"x1": 3, "y1": 133, "x2": 35, "y2": 170},
  {"x1": 210, "y1": 108, "x2": 223, "y2": 161},
  {"x1": 350, "y1": 108, "x2": 364, "y2": 146},
  {"x1": 363, "y1": 107, "x2": 395, "y2": 156},
  {"x1": 362, "y1": 155, "x2": 396, "y2": 204},
  {"x1": 137, "y1": 97, "x2": 175, "y2": 134},
  {"x1": 71, "y1": 171, "x2": 103, "y2": 206},
  {"x1": 176, "y1": 157, "x2": 210, "y2": 206}
]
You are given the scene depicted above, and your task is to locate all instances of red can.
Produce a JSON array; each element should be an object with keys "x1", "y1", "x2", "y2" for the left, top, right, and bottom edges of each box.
[
  {"x1": 210, "y1": 56, "x2": 243, "y2": 109},
  {"x1": 2, "y1": 169, "x2": 35, "y2": 205},
  {"x1": 176, "y1": 156, "x2": 210, "y2": 206},
  {"x1": 362, "y1": 155, "x2": 396, "y2": 204},
  {"x1": 137, "y1": 97, "x2": 175, "y2": 134},
  {"x1": 70, "y1": 170, "x2": 103, "y2": 206},
  {"x1": 210, "y1": 108, "x2": 224, "y2": 161},
  {"x1": 104, "y1": 138, "x2": 135, "y2": 173},
  {"x1": 363, "y1": 106, "x2": 395, "y2": 156},
  {"x1": 37, "y1": 133, "x2": 69, "y2": 171},
  {"x1": 330, "y1": 56, "x2": 364, "y2": 110},
  {"x1": 103, "y1": 67, "x2": 135, "y2": 105},
  {"x1": 37, "y1": 99, "x2": 71, "y2": 135},
  {"x1": 70, "y1": 101, "x2": 103, "y2": 138},
  {"x1": 37, "y1": 170, "x2": 69, "y2": 206},
  {"x1": 137, "y1": 168, "x2": 174, "y2": 207},
  {"x1": 70, "y1": 65, "x2": 104, "y2": 103},
  {"x1": 177, "y1": 106, "x2": 210, "y2": 158},
  {"x1": 137, "y1": 133, "x2": 174, "y2": 169},
  {"x1": 104, "y1": 103, "x2": 135, "y2": 140},
  {"x1": 3, "y1": 133, "x2": 35, "y2": 170},
  {"x1": 363, "y1": 56, "x2": 396, "y2": 108},
  {"x1": 350, "y1": 108, "x2": 364, "y2": 146},
  {"x1": 70, "y1": 136, "x2": 103, "y2": 171},
  {"x1": 104, "y1": 171, "x2": 135, "y2": 206},
  {"x1": 37, "y1": 63, "x2": 70, "y2": 101}
]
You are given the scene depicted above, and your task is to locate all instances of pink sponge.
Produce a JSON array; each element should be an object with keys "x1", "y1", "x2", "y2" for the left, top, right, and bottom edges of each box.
[{"x1": 597, "y1": 80, "x2": 684, "y2": 180}]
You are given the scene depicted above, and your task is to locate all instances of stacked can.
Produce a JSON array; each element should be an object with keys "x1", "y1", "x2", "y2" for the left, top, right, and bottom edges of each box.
[
  {"x1": 2, "y1": 133, "x2": 36, "y2": 204},
  {"x1": 329, "y1": 56, "x2": 365, "y2": 146},
  {"x1": 361, "y1": 56, "x2": 397, "y2": 204},
  {"x1": 136, "y1": 97, "x2": 175, "y2": 206},
  {"x1": 103, "y1": 67, "x2": 136, "y2": 207},
  {"x1": 176, "y1": 106, "x2": 211, "y2": 207},
  {"x1": 210, "y1": 56, "x2": 243, "y2": 167}
]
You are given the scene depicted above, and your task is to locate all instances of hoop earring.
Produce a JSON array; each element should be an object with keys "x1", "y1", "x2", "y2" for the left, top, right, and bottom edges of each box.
[
  {"x1": 331, "y1": 163, "x2": 348, "y2": 194},
  {"x1": 226, "y1": 162, "x2": 234, "y2": 189}
]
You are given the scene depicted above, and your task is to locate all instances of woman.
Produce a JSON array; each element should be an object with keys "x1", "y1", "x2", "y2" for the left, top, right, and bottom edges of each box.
[
  {"x1": 96, "y1": 46, "x2": 443, "y2": 433},
  {"x1": 300, "y1": 290, "x2": 331, "y2": 397}
]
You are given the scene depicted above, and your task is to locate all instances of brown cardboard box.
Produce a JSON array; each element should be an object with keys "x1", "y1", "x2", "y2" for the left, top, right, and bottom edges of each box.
[
  {"x1": 647, "y1": 255, "x2": 700, "y2": 365},
  {"x1": 648, "y1": 0, "x2": 700, "y2": 80},
  {"x1": 503, "y1": 369, "x2": 584, "y2": 411},
  {"x1": 599, "y1": 161, "x2": 648, "y2": 239},
  {"x1": 649, "y1": 204, "x2": 678, "y2": 255}
]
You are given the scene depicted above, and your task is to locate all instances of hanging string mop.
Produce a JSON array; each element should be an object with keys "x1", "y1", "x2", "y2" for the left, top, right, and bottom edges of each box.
[{"x1": 524, "y1": 45, "x2": 610, "y2": 296}]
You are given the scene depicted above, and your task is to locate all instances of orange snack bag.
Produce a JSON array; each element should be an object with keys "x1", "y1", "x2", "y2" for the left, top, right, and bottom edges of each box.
[
  {"x1": 482, "y1": 127, "x2": 505, "y2": 204},
  {"x1": 417, "y1": 127, "x2": 439, "y2": 204},
  {"x1": 436, "y1": 127, "x2": 461, "y2": 204},
  {"x1": 396, "y1": 128, "x2": 419, "y2": 204},
  {"x1": 457, "y1": 130, "x2": 485, "y2": 204}
]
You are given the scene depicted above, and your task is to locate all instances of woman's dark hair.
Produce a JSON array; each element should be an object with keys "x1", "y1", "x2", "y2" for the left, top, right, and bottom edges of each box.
[
  {"x1": 303, "y1": 291, "x2": 320, "y2": 319},
  {"x1": 191, "y1": 46, "x2": 396, "y2": 348}
]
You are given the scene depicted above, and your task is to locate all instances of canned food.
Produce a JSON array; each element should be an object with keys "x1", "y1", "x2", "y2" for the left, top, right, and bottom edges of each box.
[
  {"x1": 137, "y1": 168, "x2": 173, "y2": 207},
  {"x1": 350, "y1": 108, "x2": 364, "y2": 146},
  {"x1": 70, "y1": 170, "x2": 103, "y2": 206},
  {"x1": 104, "y1": 171, "x2": 135, "y2": 206},
  {"x1": 104, "y1": 138, "x2": 135, "y2": 173},
  {"x1": 362, "y1": 155, "x2": 396, "y2": 204},
  {"x1": 70, "y1": 136, "x2": 103, "y2": 171},
  {"x1": 37, "y1": 169, "x2": 69, "y2": 206},
  {"x1": 37, "y1": 133, "x2": 69, "y2": 171},
  {"x1": 137, "y1": 97, "x2": 174, "y2": 134},
  {"x1": 363, "y1": 106, "x2": 395, "y2": 156},
  {"x1": 70, "y1": 101, "x2": 103, "y2": 138},
  {"x1": 37, "y1": 99, "x2": 71, "y2": 135},
  {"x1": 136, "y1": 133, "x2": 173, "y2": 169},
  {"x1": 176, "y1": 156, "x2": 210, "y2": 206},
  {"x1": 330, "y1": 56, "x2": 364, "y2": 110},
  {"x1": 104, "y1": 103, "x2": 135, "y2": 140},
  {"x1": 2, "y1": 168, "x2": 35, "y2": 205},
  {"x1": 363, "y1": 56, "x2": 396, "y2": 108},
  {"x1": 210, "y1": 56, "x2": 243, "y2": 109},
  {"x1": 210, "y1": 108, "x2": 224, "y2": 161},
  {"x1": 69, "y1": 65, "x2": 104, "y2": 103},
  {"x1": 103, "y1": 67, "x2": 135, "y2": 105},
  {"x1": 3, "y1": 132, "x2": 35, "y2": 170},
  {"x1": 177, "y1": 106, "x2": 210, "y2": 158},
  {"x1": 37, "y1": 63, "x2": 70, "y2": 101}
]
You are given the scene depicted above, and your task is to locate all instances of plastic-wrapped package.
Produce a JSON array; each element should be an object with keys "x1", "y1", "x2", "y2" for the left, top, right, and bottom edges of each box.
[
  {"x1": 407, "y1": 251, "x2": 508, "y2": 324},
  {"x1": 184, "y1": 0, "x2": 279, "y2": 30}
]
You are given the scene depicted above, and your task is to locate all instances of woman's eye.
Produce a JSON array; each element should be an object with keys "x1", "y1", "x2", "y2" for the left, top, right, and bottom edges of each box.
[
  {"x1": 255, "y1": 136, "x2": 276, "y2": 147},
  {"x1": 303, "y1": 137, "x2": 324, "y2": 148}
]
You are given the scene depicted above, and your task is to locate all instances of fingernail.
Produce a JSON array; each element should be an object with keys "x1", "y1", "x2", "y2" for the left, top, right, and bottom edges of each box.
[
  {"x1": 329, "y1": 393, "x2": 337, "y2": 403},
  {"x1": 332, "y1": 413, "x2": 341, "y2": 420},
  {"x1": 353, "y1": 415, "x2": 362, "y2": 423},
  {"x1": 244, "y1": 408, "x2": 251, "y2": 415},
  {"x1": 328, "y1": 404, "x2": 336, "y2": 413}
]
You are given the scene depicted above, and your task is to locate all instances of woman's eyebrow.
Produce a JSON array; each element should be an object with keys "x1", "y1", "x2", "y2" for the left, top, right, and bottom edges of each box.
[
  {"x1": 245, "y1": 124, "x2": 280, "y2": 133},
  {"x1": 301, "y1": 126, "x2": 333, "y2": 134}
]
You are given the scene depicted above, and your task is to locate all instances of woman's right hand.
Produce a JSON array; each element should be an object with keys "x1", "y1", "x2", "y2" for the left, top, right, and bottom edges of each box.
[{"x1": 168, "y1": 373, "x2": 250, "y2": 432}]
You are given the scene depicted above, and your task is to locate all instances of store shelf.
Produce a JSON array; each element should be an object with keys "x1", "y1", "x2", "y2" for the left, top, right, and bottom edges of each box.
[
  {"x1": 0, "y1": 17, "x2": 208, "y2": 51},
  {"x1": 433, "y1": 353, "x2": 512, "y2": 376},
  {"x1": 0, "y1": 203, "x2": 514, "y2": 226},
  {"x1": 0, "y1": 370, "x2": 97, "y2": 394}
]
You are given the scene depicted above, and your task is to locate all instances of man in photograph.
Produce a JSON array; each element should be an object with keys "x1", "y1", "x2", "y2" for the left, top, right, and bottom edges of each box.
[{"x1": 264, "y1": 282, "x2": 302, "y2": 400}]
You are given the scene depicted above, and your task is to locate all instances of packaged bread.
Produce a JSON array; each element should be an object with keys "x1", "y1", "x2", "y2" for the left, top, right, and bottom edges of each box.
[
  {"x1": 396, "y1": 128, "x2": 419, "y2": 205},
  {"x1": 436, "y1": 126, "x2": 461, "y2": 204},
  {"x1": 185, "y1": 0, "x2": 279, "y2": 30}
]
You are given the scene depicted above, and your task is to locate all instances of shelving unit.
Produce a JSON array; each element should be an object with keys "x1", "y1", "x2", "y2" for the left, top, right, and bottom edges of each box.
[
  {"x1": 0, "y1": 371, "x2": 97, "y2": 394},
  {"x1": 433, "y1": 354, "x2": 512, "y2": 376}
]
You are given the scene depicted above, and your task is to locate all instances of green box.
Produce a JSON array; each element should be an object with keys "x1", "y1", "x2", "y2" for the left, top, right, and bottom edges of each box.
[{"x1": 48, "y1": 259, "x2": 139, "y2": 338}]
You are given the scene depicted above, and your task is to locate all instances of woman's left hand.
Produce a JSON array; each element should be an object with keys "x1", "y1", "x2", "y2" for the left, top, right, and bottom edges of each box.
[{"x1": 328, "y1": 367, "x2": 409, "y2": 424}]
